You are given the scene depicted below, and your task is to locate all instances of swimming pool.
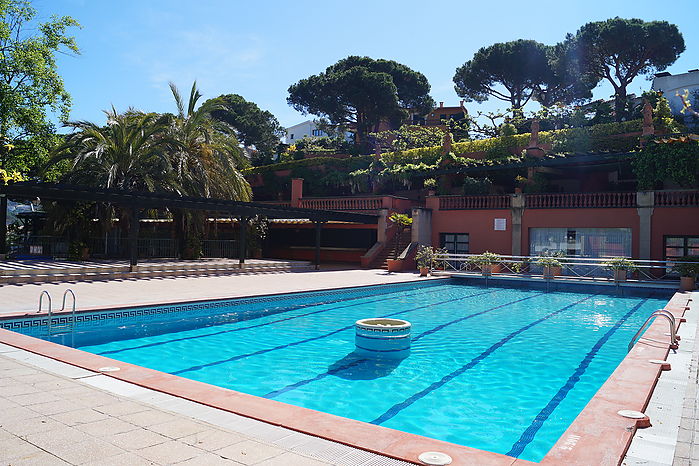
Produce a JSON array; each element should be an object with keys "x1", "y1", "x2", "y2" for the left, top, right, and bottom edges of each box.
[{"x1": 3, "y1": 280, "x2": 671, "y2": 462}]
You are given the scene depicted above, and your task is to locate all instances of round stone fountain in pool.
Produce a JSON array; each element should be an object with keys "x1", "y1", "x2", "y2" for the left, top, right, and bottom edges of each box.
[{"x1": 355, "y1": 318, "x2": 411, "y2": 359}]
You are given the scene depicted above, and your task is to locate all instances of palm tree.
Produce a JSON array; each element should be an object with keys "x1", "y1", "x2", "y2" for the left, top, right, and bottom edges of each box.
[
  {"x1": 167, "y1": 82, "x2": 251, "y2": 201},
  {"x1": 49, "y1": 108, "x2": 178, "y2": 192}
]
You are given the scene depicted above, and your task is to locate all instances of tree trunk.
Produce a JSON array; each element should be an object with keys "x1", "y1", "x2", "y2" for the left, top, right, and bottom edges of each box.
[{"x1": 614, "y1": 85, "x2": 628, "y2": 122}]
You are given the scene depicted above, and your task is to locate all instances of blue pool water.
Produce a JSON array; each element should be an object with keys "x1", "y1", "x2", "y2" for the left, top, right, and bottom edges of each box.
[{"x1": 8, "y1": 280, "x2": 670, "y2": 461}]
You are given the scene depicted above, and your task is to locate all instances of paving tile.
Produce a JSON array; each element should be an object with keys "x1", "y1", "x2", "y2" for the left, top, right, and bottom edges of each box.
[
  {"x1": 75, "y1": 417, "x2": 139, "y2": 436},
  {"x1": 2, "y1": 382, "x2": 40, "y2": 397},
  {"x1": 120, "y1": 409, "x2": 178, "y2": 427},
  {"x1": 181, "y1": 429, "x2": 247, "y2": 452},
  {"x1": 259, "y1": 451, "x2": 331, "y2": 465},
  {"x1": 80, "y1": 451, "x2": 157, "y2": 466},
  {"x1": 0, "y1": 436, "x2": 46, "y2": 462},
  {"x1": 28, "y1": 399, "x2": 84, "y2": 416},
  {"x1": 8, "y1": 391, "x2": 62, "y2": 406},
  {"x1": 137, "y1": 439, "x2": 202, "y2": 463},
  {"x1": 108, "y1": 428, "x2": 170, "y2": 450},
  {"x1": 148, "y1": 418, "x2": 210, "y2": 439},
  {"x1": 8, "y1": 450, "x2": 71, "y2": 466},
  {"x1": 24, "y1": 426, "x2": 94, "y2": 449},
  {"x1": 216, "y1": 439, "x2": 285, "y2": 465},
  {"x1": 93, "y1": 400, "x2": 151, "y2": 417},
  {"x1": 72, "y1": 392, "x2": 121, "y2": 408},
  {"x1": 174, "y1": 451, "x2": 242, "y2": 465},
  {"x1": 51, "y1": 407, "x2": 110, "y2": 426},
  {"x1": 45, "y1": 437, "x2": 126, "y2": 465},
  {"x1": 0, "y1": 405, "x2": 44, "y2": 424},
  {"x1": 1, "y1": 416, "x2": 65, "y2": 436}
]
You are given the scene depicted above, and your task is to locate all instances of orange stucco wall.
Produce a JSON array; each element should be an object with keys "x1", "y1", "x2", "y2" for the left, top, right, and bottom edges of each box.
[
  {"x1": 431, "y1": 209, "x2": 512, "y2": 254},
  {"x1": 651, "y1": 207, "x2": 699, "y2": 260}
]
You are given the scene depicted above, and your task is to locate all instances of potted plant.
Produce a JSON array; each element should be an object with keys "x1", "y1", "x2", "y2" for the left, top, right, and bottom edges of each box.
[
  {"x1": 511, "y1": 258, "x2": 531, "y2": 274},
  {"x1": 467, "y1": 251, "x2": 502, "y2": 276},
  {"x1": 603, "y1": 257, "x2": 636, "y2": 282},
  {"x1": 536, "y1": 253, "x2": 563, "y2": 279},
  {"x1": 673, "y1": 256, "x2": 699, "y2": 291},
  {"x1": 69, "y1": 241, "x2": 89, "y2": 261},
  {"x1": 182, "y1": 236, "x2": 202, "y2": 260},
  {"x1": 415, "y1": 246, "x2": 446, "y2": 277},
  {"x1": 386, "y1": 213, "x2": 412, "y2": 272}
]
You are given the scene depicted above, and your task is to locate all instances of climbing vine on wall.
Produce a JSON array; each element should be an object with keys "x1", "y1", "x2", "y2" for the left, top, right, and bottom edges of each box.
[{"x1": 632, "y1": 139, "x2": 699, "y2": 189}]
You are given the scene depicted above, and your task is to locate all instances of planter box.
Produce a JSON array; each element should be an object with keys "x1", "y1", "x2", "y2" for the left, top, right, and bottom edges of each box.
[
  {"x1": 613, "y1": 269, "x2": 628, "y2": 282},
  {"x1": 481, "y1": 264, "x2": 502, "y2": 276},
  {"x1": 680, "y1": 276, "x2": 696, "y2": 291},
  {"x1": 543, "y1": 265, "x2": 562, "y2": 279},
  {"x1": 386, "y1": 259, "x2": 403, "y2": 272},
  {"x1": 419, "y1": 267, "x2": 429, "y2": 277}
]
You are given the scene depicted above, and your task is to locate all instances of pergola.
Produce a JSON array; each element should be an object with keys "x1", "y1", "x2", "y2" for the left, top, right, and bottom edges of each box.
[{"x1": 0, "y1": 182, "x2": 379, "y2": 270}]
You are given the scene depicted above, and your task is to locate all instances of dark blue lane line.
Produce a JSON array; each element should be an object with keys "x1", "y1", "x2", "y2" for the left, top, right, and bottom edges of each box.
[
  {"x1": 97, "y1": 283, "x2": 453, "y2": 356},
  {"x1": 263, "y1": 292, "x2": 544, "y2": 399},
  {"x1": 171, "y1": 288, "x2": 500, "y2": 376},
  {"x1": 264, "y1": 358, "x2": 369, "y2": 398},
  {"x1": 370, "y1": 293, "x2": 599, "y2": 426},
  {"x1": 506, "y1": 294, "x2": 654, "y2": 458}
]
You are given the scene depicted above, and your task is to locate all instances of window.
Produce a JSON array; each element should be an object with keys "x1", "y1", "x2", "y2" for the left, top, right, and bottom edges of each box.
[
  {"x1": 664, "y1": 236, "x2": 699, "y2": 260},
  {"x1": 529, "y1": 228, "x2": 632, "y2": 257},
  {"x1": 311, "y1": 129, "x2": 323, "y2": 136},
  {"x1": 440, "y1": 233, "x2": 469, "y2": 255},
  {"x1": 289, "y1": 133, "x2": 294, "y2": 140}
]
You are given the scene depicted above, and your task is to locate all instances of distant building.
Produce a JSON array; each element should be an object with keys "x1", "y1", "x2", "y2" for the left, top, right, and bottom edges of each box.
[
  {"x1": 425, "y1": 101, "x2": 467, "y2": 126},
  {"x1": 284, "y1": 120, "x2": 328, "y2": 144},
  {"x1": 652, "y1": 69, "x2": 699, "y2": 115}
]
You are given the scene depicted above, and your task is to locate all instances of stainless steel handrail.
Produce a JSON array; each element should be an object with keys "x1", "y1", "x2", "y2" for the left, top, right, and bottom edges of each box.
[
  {"x1": 39, "y1": 290, "x2": 52, "y2": 337},
  {"x1": 628, "y1": 310, "x2": 678, "y2": 352},
  {"x1": 59, "y1": 289, "x2": 77, "y2": 347}
]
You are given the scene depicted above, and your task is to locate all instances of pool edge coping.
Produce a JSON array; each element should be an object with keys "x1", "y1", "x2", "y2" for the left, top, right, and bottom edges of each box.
[{"x1": 0, "y1": 284, "x2": 691, "y2": 465}]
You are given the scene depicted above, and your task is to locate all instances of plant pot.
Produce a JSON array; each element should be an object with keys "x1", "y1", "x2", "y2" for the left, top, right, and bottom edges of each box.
[
  {"x1": 680, "y1": 276, "x2": 696, "y2": 291},
  {"x1": 386, "y1": 259, "x2": 403, "y2": 272},
  {"x1": 419, "y1": 266, "x2": 429, "y2": 277},
  {"x1": 80, "y1": 247, "x2": 90, "y2": 261},
  {"x1": 543, "y1": 265, "x2": 561, "y2": 279},
  {"x1": 481, "y1": 264, "x2": 502, "y2": 276},
  {"x1": 613, "y1": 269, "x2": 628, "y2": 282}
]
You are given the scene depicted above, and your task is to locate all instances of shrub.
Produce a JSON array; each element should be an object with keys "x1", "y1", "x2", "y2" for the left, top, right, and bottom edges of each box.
[
  {"x1": 673, "y1": 257, "x2": 699, "y2": 278},
  {"x1": 603, "y1": 257, "x2": 636, "y2": 270}
]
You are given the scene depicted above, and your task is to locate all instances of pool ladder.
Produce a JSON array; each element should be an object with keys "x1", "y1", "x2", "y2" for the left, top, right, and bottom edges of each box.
[
  {"x1": 39, "y1": 289, "x2": 77, "y2": 347},
  {"x1": 628, "y1": 310, "x2": 678, "y2": 352}
]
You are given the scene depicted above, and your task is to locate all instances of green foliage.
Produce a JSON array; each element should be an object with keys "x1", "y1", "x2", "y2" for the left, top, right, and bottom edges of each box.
[
  {"x1": 632, "y1": 139, "x2": 699, "y2": 189},
  {"x1": 462, "y1": 176, "x2": 492, "y2": 194},
  {"x1": 549, "y1": 119, "x2": 643, "y2": 153},
  {"x1": 415, "y1": 245, "x2": 447, "y2": 269},
  {"x1": 423, "y1": 178, "x2": 437, "y2": 189},
  {"x1": 371, "y1": 125, "x2": 445, "y2": 152},
  {"x1": 603, "y1": 257, "x2": 636, "y2": 270},
  {"x1": 673, "y1": 257, "x2": 699, "y2": 278},
  {"x1": 574, "y1": 18, "x2": 685, "y2": 121},
  {"x1": 0, "y1": 0, "x2": 80, "y2": 173},
  {"x1": 0, "y1": 167, "x2": 24, "y2": 184},
  {"x1": 389, "y1": 212, "x2": 412, "y2": 228},
  {"x1": 467, "y1": 251, "x2": 501, "y2": 266},
  {"x1": 535, "y1": 255, "x2": 563, "y2": 268},
  {"x1": 654, "y1": 96, "x2": 681, "y2": 133},
  {"x1": 287, "y1": 56, "x2": 435, "y2": 143},
  {"x1": 206, "y1": 94, "x2": 284, "y2": 166}
]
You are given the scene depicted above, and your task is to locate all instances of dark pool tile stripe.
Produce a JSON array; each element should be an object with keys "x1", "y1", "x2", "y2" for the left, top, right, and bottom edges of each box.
[
  {"x1": 171, "y1": 289, "x2": 499, "y2": 376},
  {"x1": 263, "y1": 292, "x2": 545, "y2": 400},
  {"x1": 97, "y1": 283, "x2": 452, "y2": 356},
  {"x1": 505, "y1": 294, "x2": 654, "y2": 458},
  {"x1": 264, "y1": 358, "x2": 368, "y2": 398},
  {"x1": 412, "y1": 293, "x2": 544, "y2": 342},
  {"x1": 370, "y1": 293, "x2": 599, "y2": 426}
]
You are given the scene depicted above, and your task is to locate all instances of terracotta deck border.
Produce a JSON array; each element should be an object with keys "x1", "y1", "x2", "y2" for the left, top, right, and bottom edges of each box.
[{"x1": 0, "y1": 284, "x2": 691, "y2": 465}]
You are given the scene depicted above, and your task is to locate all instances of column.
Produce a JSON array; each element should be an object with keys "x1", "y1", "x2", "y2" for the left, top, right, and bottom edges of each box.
[
  {"x1": 0, "y1": 195, "x2": 7, "y2": 258},
  {"x1": 510, "y1": 193, "x2": 525, "y2": 256},
  {"x1": 411, "y1": 207, "x2": 432, "y2": 246},
  {"x1": 314, "y1": 221, "x2": 322, "y2": 270},
  {"x1": 238, "y1": 217, "x2": 248, "y2": 268},
  {"x1": 128, "y1": 206, "x2": 140, "y2": 271},
  {"x1": 637, "y1": 191, "x2": 654, "y2": 260}
]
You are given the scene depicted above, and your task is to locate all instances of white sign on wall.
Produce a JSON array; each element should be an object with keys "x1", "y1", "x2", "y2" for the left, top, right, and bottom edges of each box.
[{"x1": 494, "y1": 218, "x2": 507, "y2": 231}]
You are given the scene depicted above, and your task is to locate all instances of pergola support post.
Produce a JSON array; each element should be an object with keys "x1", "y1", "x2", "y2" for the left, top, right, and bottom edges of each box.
[
  {"x1": 0, "y1": 195, "x2": 7, "y2": 258},
  {"x1": 314, "y1": 221, "x2": 323, "y2": 270},
  {"x1": 128, "y1": 206, "x2": 140, "y2": 271},
  {"x1": 239, "y1": 217, "x2": 248, "y2": 269}
]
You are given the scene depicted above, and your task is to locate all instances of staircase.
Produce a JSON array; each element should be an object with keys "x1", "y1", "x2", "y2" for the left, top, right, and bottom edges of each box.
[{"x1": 369, "y1": 229, "x2": 412, "y2": 269}]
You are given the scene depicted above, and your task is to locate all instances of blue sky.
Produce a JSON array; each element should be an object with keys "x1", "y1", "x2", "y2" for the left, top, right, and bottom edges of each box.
[{"x1": 37, "y1": 0, "x2": 699, "y2": 129}]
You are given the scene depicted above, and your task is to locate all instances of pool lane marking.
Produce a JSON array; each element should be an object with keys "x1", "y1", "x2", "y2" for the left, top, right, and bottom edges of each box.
[
  {"x1": 170, "y1": 288, "x2": 501, "y2": 376},
  {"x1": 95, "y1": 283, "x2": 454, "y2": 356},
  {"x1": 506, "y1": 294, "x2": 654, "y2": 458},
  {"x1": 263, "y1": 292, "x2": 545, "y2": 399},
  {"x1": 370, "y1": 293, "x2": 599, "y2": 426}
]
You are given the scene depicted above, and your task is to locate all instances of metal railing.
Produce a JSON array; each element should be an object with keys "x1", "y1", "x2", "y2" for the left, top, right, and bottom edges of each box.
[
  {"x1": 432, "y1": 253, "x2": 699, "y2": 283},
  {"x1": 628, "y1": 310, "x2": 678, "y2": 352},
  {"x1": 202, "y1": 239, "x2": 238, "y2": 258}
]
